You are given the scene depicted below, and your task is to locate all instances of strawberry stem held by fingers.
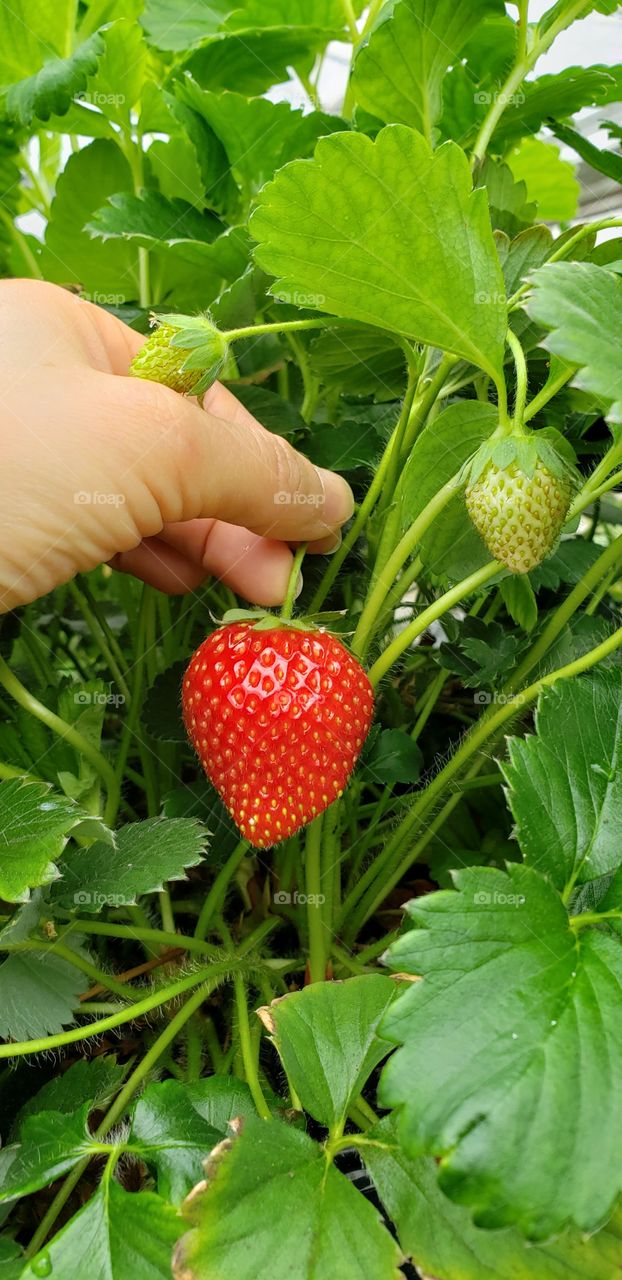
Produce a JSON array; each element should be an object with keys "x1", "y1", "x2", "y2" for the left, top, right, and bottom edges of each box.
[{"x1": 182, "y1": 617, "x2": 374, "y2": 849}]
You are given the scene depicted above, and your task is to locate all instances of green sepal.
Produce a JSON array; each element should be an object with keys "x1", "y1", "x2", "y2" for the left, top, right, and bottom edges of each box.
[
  {"x1": 464, "y1": 421, "x2": 578, "y2": 490},
  {"x1": 151, "y1": 310, "x2": 230, "y2": 396},
  {"x1": 218, "y1": 607, "x2": 350, "y2": 636}
]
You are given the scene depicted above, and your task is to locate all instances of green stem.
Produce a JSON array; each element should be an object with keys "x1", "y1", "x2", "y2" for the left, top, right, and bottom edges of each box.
[
  {"x1": 523, "y1": 361, "x2": 578, "y2": 423},
  {"x1": 368, "y1": 561, "x2": 501, "y2": 687},
  {"x1": 348, "y1": 622, "x2": 622, "y2": 937},
  {"x1": 506, "y1": 329, "x2": 528, "y2": 427},
  {"x1": 352, "y1": 475, "x2": 462, "y2": 658},
  {"x1": 340, "y1": 0, "x2": 359, "y2": 39},
  {"x1": 0, "y1": 939, "x2": 142, "y2": 1004},
  {"x1": 0, "y1": 654, "x2": 118, "y2": 816},
  {"x1": 305, "y1": 816, "x2": 326, "y2": 982},
  {"x1": 0, "y1": 207, "x2": 43, "y2": 279},
  {"x1": 234, "y1": 972, "x2": 271, "y2": 1119},
  {"x1": 411, "y1": 667, "x2": 448, "y2": 741},
  {"x1": 570, "y1": 911, "x2": 622, "y2": 930},
  {"x1": 281, "y1": 544, "x2": 307, "y2": 620},
  {"x1": 68, "y1": 581, "x2": 132, "y2": 704},
  {"x1": 60, "y1": 916, "x2": 220, "y2": 956},
  {"x1": 508, "y1": 218, "x2": 622, "y2": 312},
  {"x1": 308, "y1": 431, "x2": 399, "y2": 613},
  {"x1": 226, "y1": 317, "x2": 356, "y2": 342},
  {"x1": 26, "y1": 977, "x2": 220, "y2": 1257},
  {"x1": 0, "y1": 960, "x2": 228, "y2": 1061},
  {"x1": 380, "y1": 353, "x2": 419, "y2": 510},
  {"x1": 194, "y1": 839, "x2": 249, "y2": 939},
  {"x1": 471, "y1": 0, "x2": 594, "y2": 165},
  {"x1": 400, "y1": 354, "x2": 458, "y2": 454},
  {"x1": 506, "y1": 534, "x2": 622, "y2": 691}
]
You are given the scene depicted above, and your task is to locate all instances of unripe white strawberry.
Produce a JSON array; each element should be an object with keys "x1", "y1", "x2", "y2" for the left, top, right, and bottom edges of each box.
[
  {"x1": 129, "y1": 312, "x2": 229, "y2": 396},
  {"x1": 466, "y1": 459, "x2": 572, "y2": 574},
  {"x1": 464, "y1": 429, "x2": 576, "y2": 574}
]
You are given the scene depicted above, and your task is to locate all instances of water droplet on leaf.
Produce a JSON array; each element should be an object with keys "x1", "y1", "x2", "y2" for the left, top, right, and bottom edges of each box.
[{"x1": 32, "y1": 1254, "x2": 53, "y2": 1277}]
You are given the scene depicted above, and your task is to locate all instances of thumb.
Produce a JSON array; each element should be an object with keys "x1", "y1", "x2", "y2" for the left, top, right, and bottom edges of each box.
[{"x1": 107, "y1": 374, "x2": 354, "y2": 543}]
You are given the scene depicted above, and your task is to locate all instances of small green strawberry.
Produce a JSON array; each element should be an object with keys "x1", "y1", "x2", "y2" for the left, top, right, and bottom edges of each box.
[
  {"x1": 129, "y1": 312, "x2": 229, "y2": 397},
  {"x1": 464, "y1": 429, "x2": 577, "y2": 575}
]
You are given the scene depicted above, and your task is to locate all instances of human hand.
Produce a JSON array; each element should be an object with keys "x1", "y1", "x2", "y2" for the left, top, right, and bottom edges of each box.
[{"x1": 0, "y1": 279, "x2": 354, "y2": 613}]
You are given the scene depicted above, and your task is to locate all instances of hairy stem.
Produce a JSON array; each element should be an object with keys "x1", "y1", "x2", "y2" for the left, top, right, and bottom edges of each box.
[{"x1": 368, "y1": 561, "x2": 501, "y2": 687}]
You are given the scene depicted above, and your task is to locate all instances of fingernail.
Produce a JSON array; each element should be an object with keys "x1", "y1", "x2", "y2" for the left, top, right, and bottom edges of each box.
[
  {"x1": 315, "y1": 468, "x2": 355, "y2": 525},
  {"x1": 295, "y1": 571, "x2": 304, "y2": 599},
  {"x1": 324, "y1": 531, "x2": 342, "y2": 555}
]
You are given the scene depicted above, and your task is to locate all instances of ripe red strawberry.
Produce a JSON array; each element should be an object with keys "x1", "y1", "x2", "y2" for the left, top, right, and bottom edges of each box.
[{"x1": 182, "y1": 623, "x2": 374, "y2": 848}]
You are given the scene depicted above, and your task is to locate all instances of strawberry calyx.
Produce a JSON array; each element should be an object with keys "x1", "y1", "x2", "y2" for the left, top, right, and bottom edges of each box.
[
  {"x1": 463, "y1": 422, "x2": 579, "y2": 491},
  {"x1": 220, "y1": 607, "x2": 348, "y2": 635},
  {"x1": 140, "y1": 310, "x2": 230, "y2": 397}
]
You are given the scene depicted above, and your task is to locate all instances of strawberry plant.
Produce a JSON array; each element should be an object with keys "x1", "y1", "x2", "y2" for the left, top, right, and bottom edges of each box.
[{"x1": 2, "y1": 1, "x2": 622, "y2": 1276}]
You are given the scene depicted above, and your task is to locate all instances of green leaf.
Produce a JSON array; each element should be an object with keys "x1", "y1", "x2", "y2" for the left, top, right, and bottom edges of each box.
[
  {"x1": 499, "y1": 225, "x2": 554, "y2": 297},
  {"x1": 0, "y1": 0, "x2": 85, "y2": 82},
  {"x1": 173, "y1": 1114, "x2": 402, "y2": 1279},
  {"x1": 492, "y1": 65, "x2": 622, "y2": 148},
  {"x1": 437, "y1": 618, "x2": 522, "y2": 689},
  {"x1": 1, "y1": 32, "x2": 105, "y2": 127},
  {"x1": 86, "y1": 18, "x2": 147, "y2": 128},
  {"x1": 251, "y1": 127, "x2": 507, "y2": 382},
  {"x1": 51, "y1": 816, "x2": 208, "y2": 911},
  {"x1": 352, "y1": 0, "x2": 503, "y2": 140},
  {"x1": 16, "y1": 1055, "x2": 125, "y2": 1130},
  {"x1": 397, "y1": 399, "x2": 497, "y2": 580},
  {"x1": 365, "y1": 1115, "x2": 622, "y2": 1280},
  {"x1": 538, "y1": 2, "x2": 619, "y2": 39},
  {"x1": 0, "y1": 948, "x2": 86, "y2": 1040},
  {"x1": 550, "y1": 118, "x2": 622, "y2": 186},
  {"x1": 175, "y1": 80, "x2": 347, "y2": 206},
  {"x1": 0, "y1": 778, "x2": 84, "y2": 902},
  {"x1": 303, "y1": 421, "x2": 383, "y2": 472},
  {"x1": 507, "y1": 138, "x2": 579, "y2": 223},
  {"x1": 527, "y1": 261, "x2": 622, "y2": 425},
  {"x1": 363, "y1": 729, "x2": 423, "y2": 785},
  {"x1": 0, "y1": 1105, "x2": 97, "y2": 1203},
  {"x1": 379, "y1": 861, "x2": 622, "y2": 1237},
  {"x1": 142, "y1": 660, "x2": 187, "y2": 743},
  {"x1": 131, "y1": 1076, "x2": 258, "y2": 1204},
  {"x1": 503, "y1": 670, "x2": 622, "y2": 894},
  {"x1": 480, "y1": 157, "x2": 537, "y2": 238},
  {"x1": 261, "y1": 974, "x2": 396, "y2": 1128},
  {"x1": 308, "y1": 327, "x2": 407, "y2": 400},
  {"x1": 140, "y1": 0, "x2": 232, "y2": 51},
  {"x1": 0, "y1": 1237, "x2": 23, "y2": 1280},
  {"x1": 87, "y1": 191, "x2": 229, "y2": 264},
  {"x1": 529, "y1": 537, "x2": 603, "y2": 591},
  {"x1": 222, "y1": 384, "x2": 306, "y2": 437},
  {"x1": 499, "y1": 575, "x2": 538, "y2": 632},
  {"x1": 42, "y1": 139, "x2": 136, "y2": 299},
  {"x1": 22, "y1": 1179, "x2": 181, "y2": 1280}
]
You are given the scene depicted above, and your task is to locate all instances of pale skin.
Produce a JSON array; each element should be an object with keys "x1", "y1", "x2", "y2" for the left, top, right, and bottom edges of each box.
[{"x1": 0, "y1": 279, "x2": 354, "y2": 614}]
